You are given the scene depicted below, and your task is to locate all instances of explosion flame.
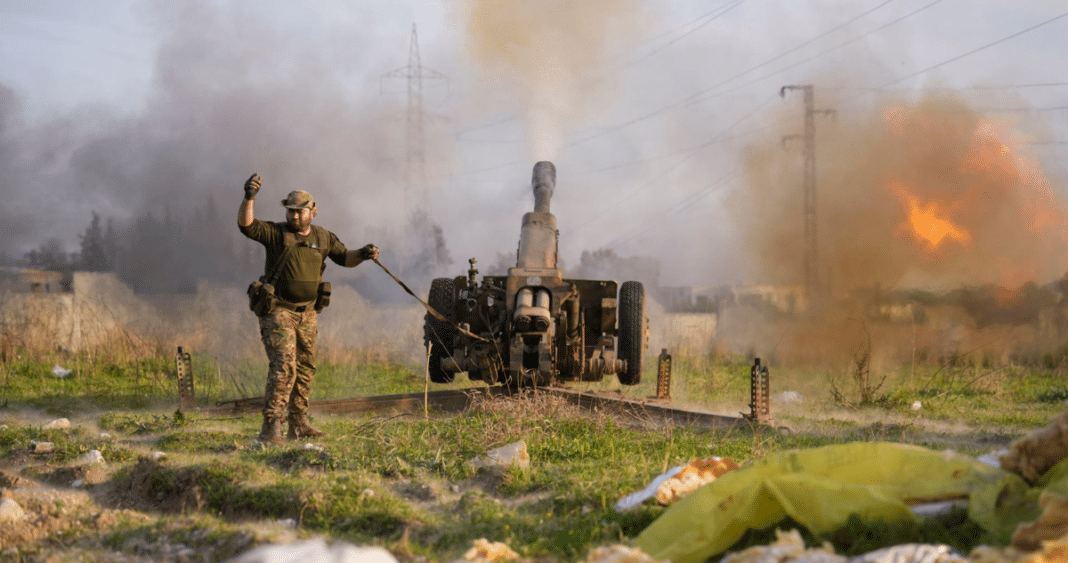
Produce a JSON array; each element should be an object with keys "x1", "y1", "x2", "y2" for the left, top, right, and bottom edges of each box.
[{"x1": 738, "y1": 93, "x2": 1068, "y2": 292}]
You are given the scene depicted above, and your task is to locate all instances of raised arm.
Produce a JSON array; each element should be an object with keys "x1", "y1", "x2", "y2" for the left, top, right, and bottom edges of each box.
[{"x1": 238, "y1": 173, "x2": 261, "y2": 228}]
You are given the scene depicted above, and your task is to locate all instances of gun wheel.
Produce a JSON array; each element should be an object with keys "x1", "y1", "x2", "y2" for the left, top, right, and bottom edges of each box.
[
  {"x1": 617, "y1": 281, "x2": 646, "y2": 385},
  {"x1": 425, "y1": 278, "x2": 457, "y2": 384}
]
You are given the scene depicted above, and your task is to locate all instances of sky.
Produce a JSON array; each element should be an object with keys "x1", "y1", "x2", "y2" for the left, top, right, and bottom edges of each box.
[{"x1": 3, "y1": 0, "x2": 1068, "y2": 290}]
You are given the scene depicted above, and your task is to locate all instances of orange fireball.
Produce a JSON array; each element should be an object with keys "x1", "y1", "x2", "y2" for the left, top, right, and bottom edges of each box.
[{"x1": 889, "y1": 180, "x2": 971, "y2": 249}]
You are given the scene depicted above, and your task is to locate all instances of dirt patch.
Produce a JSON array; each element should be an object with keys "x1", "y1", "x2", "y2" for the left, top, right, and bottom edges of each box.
[
  {"x1": 22, "y1": 462, "x2": 110, "y2": 489},
  {"x1": 105, "y1": 456, "x2": 211, "y2": 514},
  {"x1": 0, "y1": 479, "x2": 151, "y2": 556},
  {"x1": 0, "y1": 469, "x2": 29, "y2": 489}
]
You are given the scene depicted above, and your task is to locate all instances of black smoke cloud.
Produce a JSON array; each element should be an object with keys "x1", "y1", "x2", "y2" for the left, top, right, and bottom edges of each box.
[{"x1": 0, "y1": 1, "x2": 472, "y2": 297}]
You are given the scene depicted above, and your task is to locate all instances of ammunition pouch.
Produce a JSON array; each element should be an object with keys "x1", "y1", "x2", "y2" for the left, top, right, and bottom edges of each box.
[
  {"x1": 314, "y1": 282, "x2": 331, "y2": 313},
  {"x1": 247, "y1": 278, "x2": 278, "y2": 317}
]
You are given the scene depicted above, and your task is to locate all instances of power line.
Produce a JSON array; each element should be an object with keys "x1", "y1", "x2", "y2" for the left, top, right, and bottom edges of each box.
[
  {"x1": 674, "y1": 0, "x2": 950, "y2": 114},
  {"x1": 824, "y1": 82, "x2": 1068, "y2": 92},
  {"x1": 445, "y1": 0, "x2": 905, "y2": 169},
  {"x1": 627, "y1": 0, "x2": 745, "y2": 52},
  {"x1": 444, "y1": 1, "x2": 748, "y2": 143},
  {"x1": 445, "y1": 0, "x2": 922, "y2": 180},
  {"x1": 568, "y1": 0, "x2": 919, "y2": 148},
  {"x1": 831, "y1": 104, "x2": 1068, "y2": 115},
  {"x1": 562, "y1": 95, "x2": 777, "y2": 239},
  {"x1": 628, "y1": 0, "x2": 747, "y2": 62},
  {"x1": 382, "y1": 24, "x2": 447, "y2": 211},
  {"x1": 569, "y1": 123, "x2": 778, "y2": 178},
  {"x1": 605, "y1": 170, "x2": 739, "y2": 250},
  {"x1": 877, "y1": 9, "x2": 1068, "y2": 89}
]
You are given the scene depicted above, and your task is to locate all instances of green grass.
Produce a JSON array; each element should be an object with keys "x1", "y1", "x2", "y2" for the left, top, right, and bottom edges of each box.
[
  {"x1": 2, "y1": 345, "x2": 1067, "y2": 561},
  {"x1": 0, "y1": 423, "x2": 137, "y2": 464}
]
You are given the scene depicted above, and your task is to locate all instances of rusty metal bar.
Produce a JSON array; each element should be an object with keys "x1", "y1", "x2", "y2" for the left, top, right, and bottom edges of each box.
[
  {"x1": 207, "y1": 383, "x2": 780, "y2": 430},
  {"x1": 541, "y1": 387, "x2": 752, "y2": 430},
  {"x1": 209, "y1": 387, "x2": 514, "y2": 416}
]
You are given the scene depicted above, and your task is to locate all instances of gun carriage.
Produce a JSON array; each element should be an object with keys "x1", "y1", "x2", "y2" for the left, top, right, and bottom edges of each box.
[{"x1": 423, "y1": 162, "x2": 647, "y2": 388}]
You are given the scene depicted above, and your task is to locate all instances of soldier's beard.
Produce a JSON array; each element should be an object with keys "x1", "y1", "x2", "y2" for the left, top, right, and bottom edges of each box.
[{"x1": 288, "y1": 215, "x2": 312, "y2": 232}]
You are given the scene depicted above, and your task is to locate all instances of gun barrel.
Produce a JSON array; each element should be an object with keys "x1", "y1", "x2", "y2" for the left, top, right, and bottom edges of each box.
[
  {"x1": 532, "y1": 161, "x2": 555, "y2": 213},
  {"x1": 516, "y1": 161, "x2": 558, "y2": 269}
]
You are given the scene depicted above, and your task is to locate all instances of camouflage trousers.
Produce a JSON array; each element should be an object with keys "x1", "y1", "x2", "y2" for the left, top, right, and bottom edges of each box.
[{"x1": 258, "y1": 306, "x2": 318, "y2": 419}]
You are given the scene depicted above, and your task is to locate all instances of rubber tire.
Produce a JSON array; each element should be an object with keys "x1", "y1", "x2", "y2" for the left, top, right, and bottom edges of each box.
[
  {"x1": 617, "y1": 281, "x2": 645, "y2": 385},
  {"x1": 425, "y1": 278, "x2": 457, "y2": 384}
]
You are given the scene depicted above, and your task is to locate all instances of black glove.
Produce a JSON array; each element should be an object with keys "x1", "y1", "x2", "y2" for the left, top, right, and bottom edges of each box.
[
  {"x1": 358, "y1": 244, "x2": 379, "y2": 261},
  {"x1": 244, "y1": 173, "x2": 262, "y2": 200}
]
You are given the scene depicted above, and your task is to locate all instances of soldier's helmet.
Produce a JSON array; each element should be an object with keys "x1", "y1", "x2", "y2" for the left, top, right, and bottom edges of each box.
[{"x1": 281, "y1": 190, "x2": 316, "y2": 210}]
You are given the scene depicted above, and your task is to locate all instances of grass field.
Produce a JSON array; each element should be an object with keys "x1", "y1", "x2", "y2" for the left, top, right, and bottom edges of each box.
[{"x1": 1, "y1": 310, "x2": 1067, "y2": 561}]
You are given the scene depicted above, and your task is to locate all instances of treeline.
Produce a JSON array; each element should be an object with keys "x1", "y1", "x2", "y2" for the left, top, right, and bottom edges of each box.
[{"x1": 21, "y1": 195, "x2": 259, "y2": 294}]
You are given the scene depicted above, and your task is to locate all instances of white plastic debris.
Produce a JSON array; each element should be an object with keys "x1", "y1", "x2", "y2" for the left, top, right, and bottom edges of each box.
[
  {"x1": 51, "y1": 365, "x2": 71, "y2": 378},
  {"x1": 100, "y1": 432, "x2": 111, "y2": 439},
  {"x1": 72, "y1": 479, "x2": 84, "y2": 488},
  {"x1": 469, "y1": 440, "x2": 530, "y2": 469},
  {"x1": 911, "y1": 401, "x2": 923, "y2": 411},
  {"x1": 0, "y1": 498, "x2": 26, "y2": 522},
  {"x1": 76, "y1": 449, "x2": 105, "y2": 466},
  {"x1": 583, "y1": 544, "x2": 663, "y2": 563},
  {"x1": 721, "y1": 529, "x2": 844, "y2": 563},
  {"x1": 976, "y1": 449, "x2": 1007, "y2": 469},
  {"x1": 615, "y1": 466, "x2": 684, "y2": 511},
  {"x1": 228, "y1": 538, "x2": 398, "y2": 563},
  {"x1": 42, "y1": 418, "x2": 70, "y2": 430},
  {"x1": 849, "y1": 543, "x2": 966, "y2": 563},
  {"x1": 151, "y1": 451, "x2": 167, "y2": 461},
  {"x1": 909, "y1": 500, "x2": 967, "y2": 519},
  {"x1": 780, "y1": 391, "x2": 803, "y2": 403}
]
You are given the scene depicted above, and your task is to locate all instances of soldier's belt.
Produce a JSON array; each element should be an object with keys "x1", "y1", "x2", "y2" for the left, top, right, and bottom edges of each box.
[{"x1": 275, "y1": 299, "x2": 315, "y2": 313}]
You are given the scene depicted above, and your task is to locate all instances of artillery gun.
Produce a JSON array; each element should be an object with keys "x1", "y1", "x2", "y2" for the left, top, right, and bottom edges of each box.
[{"x1": 423, "y1": 161, "x2": 647, "y2": 387}]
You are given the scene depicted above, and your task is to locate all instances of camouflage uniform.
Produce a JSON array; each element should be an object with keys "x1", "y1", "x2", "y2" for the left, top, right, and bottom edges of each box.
[{"x1": 259, "y1": 306, "x2": 318, "y2": 420}]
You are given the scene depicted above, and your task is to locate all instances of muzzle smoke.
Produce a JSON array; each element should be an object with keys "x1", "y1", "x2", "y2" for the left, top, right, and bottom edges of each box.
[{"x1": 456, "y1": 0, "x2": 652, "y2": 161}]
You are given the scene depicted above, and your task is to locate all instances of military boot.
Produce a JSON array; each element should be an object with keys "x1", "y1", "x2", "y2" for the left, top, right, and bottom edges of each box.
[
  {"x1": 257, "y1": 415, "x2": 284, "y2": 446},
  {"x1": 287, "y1": 412, "x2": 326, "y2": 439}
]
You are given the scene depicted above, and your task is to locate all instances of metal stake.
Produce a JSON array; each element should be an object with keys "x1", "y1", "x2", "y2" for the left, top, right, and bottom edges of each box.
[
  {"x1": 746, "y1": 357, "x2": 773, "y2": 425},
  {"x1": 656, "y1": 348, "x2": 672, "y2": 401},
  {"x1": 176, "y1": 346, "x2": 195, "y2": 412}
]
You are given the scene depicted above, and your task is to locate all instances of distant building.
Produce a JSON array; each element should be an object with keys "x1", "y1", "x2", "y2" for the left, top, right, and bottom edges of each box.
[
  {"x1": 0, "y1": 267, "x2": 68, "y2": 293},
  {"x1": 655, "y1": 284, "x2": 806, "y2": 316}
]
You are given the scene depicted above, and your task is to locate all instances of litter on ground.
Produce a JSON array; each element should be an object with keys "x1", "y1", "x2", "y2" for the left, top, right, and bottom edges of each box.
[
  {"x1": 635, "y1": 409, "x2": 1068, "y2": 563},
  {"x1": 462, "y1": 538, "x2": 519, "y2": 562}
]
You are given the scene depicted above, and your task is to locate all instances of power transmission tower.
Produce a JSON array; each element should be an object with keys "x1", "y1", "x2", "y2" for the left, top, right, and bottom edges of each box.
[
  {"x1": 781, "y1": 84, "x2": 834, "y2": 300},
  {"x1": 382, "y1": 24, "x2": 446, "y2": 212}
]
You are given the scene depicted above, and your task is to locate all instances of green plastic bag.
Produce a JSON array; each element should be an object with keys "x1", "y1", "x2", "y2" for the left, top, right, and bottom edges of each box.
[{"x1": 634, "y1": 442, "x2": 1035, "y2": 563}]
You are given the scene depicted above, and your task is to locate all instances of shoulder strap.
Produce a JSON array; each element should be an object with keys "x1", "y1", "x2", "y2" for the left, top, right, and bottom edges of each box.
[
  {"x1": 263, "y1": 230, "x2": 297, "y2": 284},
  {"x1": 311, "y1": 226, "x2": 331, "y2": 259},
  {"x1": 311, "y1": 226, "x2": 331, "y2": 274}
]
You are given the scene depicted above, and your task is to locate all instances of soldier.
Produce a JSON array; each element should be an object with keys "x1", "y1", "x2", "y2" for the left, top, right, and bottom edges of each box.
[{"x1": 238, "y1": 173, "x2": 379, "y2": 445}]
